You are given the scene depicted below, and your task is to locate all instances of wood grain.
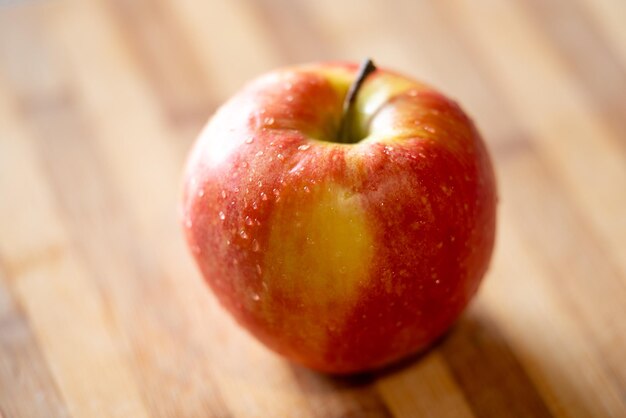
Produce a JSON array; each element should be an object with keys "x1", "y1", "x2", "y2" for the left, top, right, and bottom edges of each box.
[{"x1": 1, "y1": 0, "x2": 625, "y2": 417}]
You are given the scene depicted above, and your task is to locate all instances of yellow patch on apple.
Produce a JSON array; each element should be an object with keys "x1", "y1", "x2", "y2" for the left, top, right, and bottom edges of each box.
[{"x1": 263, "y1": 181, "x2": 373, "y2": 333}]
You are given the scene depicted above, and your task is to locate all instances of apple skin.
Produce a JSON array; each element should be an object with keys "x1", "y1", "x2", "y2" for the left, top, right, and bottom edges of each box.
[{"x1": 181, "y1": 62, "x2": 496, "y2": 374}]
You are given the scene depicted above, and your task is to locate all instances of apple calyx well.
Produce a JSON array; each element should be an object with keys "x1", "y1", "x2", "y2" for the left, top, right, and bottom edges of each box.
[{"x1": 337, "y1": 58, "x2": 377, "y2": 144}]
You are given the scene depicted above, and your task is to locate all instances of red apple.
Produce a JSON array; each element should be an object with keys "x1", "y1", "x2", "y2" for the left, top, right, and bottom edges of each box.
[{"x1": 181, "y1": 60, "x2": 496, "y2": 374}]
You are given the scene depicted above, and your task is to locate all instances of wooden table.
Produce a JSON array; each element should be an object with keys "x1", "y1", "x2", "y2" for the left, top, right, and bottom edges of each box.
[{"x1": 1, "y1": 0, "x2": 625, "y2": 417}]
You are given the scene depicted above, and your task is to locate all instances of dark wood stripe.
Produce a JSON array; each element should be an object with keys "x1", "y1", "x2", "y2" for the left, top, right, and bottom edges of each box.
[
  {"x1": 521, "y1": 0, "x2": 626, "y2": 150},
  {"x1": 0, "y1": 264, "x2": 71, "y2": 418},
  {"x1": 291, "y1": 365, "x2": 394, "y2": 418},
  {"x1": 440, "y1": 309, "x2": 554, "y2": 418}
]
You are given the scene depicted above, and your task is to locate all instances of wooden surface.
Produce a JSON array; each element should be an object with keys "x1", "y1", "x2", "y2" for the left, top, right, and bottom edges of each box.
[{"x1": 1, "y1": 0, "x2": 626, "y2": 417}]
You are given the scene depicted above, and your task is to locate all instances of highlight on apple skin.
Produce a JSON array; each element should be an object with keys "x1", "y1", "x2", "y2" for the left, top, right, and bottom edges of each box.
[{"x1": 181, "y1": 60, "x2": 497, "y2": 374}]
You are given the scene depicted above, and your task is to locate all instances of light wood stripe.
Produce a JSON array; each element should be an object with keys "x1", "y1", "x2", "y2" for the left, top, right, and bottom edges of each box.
[
  {"x1": 160, "y1": 0, "x2": 282, "y2": 100},
  {"x1": 377, "y1": 352, "x2": 475, "y2": 418},
  {"x1": 0, "y1": 78, "x2": 151, "y2": 418},
  {"x1": 0, "y1": 268, "x2": 70, "y2": 418},
  {"x1": 521, "y1": 0, "x2": 626, "y2": 148},
  {"x1": 303, "y1": 0, "x2": 419, "y2": 71},
  {"x1": 251, "y1": 0, "x2": 336, "y2": 63},
  {"x1": 576, "y1": 0, "x2": 626, "y2": 70},
  {"x1": 101, "y1": 0, "x2": 214, "y2": 129}
]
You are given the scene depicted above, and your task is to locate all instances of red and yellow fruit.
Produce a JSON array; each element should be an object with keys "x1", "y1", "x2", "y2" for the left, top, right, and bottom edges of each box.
[{"x1": 181, "y1": 61, "x2": 497, "y2": 374}]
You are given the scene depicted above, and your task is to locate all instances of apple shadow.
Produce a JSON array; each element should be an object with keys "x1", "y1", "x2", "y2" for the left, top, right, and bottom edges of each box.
[{"x1": 290, "y1": 308, "x2": 599, "y2": 417}]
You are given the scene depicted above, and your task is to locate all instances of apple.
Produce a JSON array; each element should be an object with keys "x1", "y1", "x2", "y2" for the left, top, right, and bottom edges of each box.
[{"x1": 181, "y1": 60, "x2": 496, "y2": 374}]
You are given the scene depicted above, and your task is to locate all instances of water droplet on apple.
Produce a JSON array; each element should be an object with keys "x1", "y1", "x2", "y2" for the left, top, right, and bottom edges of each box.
[
  {"x1": 218, "y1": 211, "x2": 226, "y2": 221},
  {"x1": 226, "y1": 239, "x2": 231, "y2": 246},
  {"x1": 245, "y1": 216, "x2": 253, "y2": 226},
  {"x1": 256, "y1": 150, "x2": 264, "y2": 157},
  {"x1": 260, "y1": 192, "x2": 268, "y2": 201},
  {"x1": 252, "y1": 239, "x2": 260, "y2": 252},
  {"x1": 252, "y1": 201, "x2": 258, "y2": 210},
  {"x1": 221, "y1": 190, "x2": 227, "y2": 199},
  {"x1": 234, "y1": 187, "x2": 240, "y2": 193},
  {"x1": 256, "y1": 264, "x2": 263, "y2": 275},
  {"x1": 272, "y1": 188, "x2": 280, "y2": 197},
  {"x1": 245, "y1": 137, "x2": 254, "y2": 144},
  {"x1": 297, "y1": 144, "x2": 310, "y2": 151},
  {"x1": 435, "y1": 279, "x2": 441, "y2": 284},
  {"x1": 264, "y1": 116, "x2": 275, "y2": 126},
  {"x1": 239, "y1": 229, "x2": 249, "y2": 239},
  {"x1": 257, "y1": 181, "x2": 263, "y2": 187},
  {"x1": 252, "y1": 293, "x2": 260, "y2": 302},
  {"x1": 197, "y1": 189, "x2": 205, "y2": 197},
  {"x1": 303, "y1": 185, "x2": 310, "y2": 193},
  {"x1": 276, "y1": 153, "x2": 284, "y2": 160},
  {"x1": 424, "y1": 125, "x2": 436, "y2": 134}
]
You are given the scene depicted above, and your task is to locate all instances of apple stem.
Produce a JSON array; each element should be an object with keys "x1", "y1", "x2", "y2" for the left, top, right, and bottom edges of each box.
[{"x1": 338, "y1": 58, "x2": 377, "y2": 143}]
